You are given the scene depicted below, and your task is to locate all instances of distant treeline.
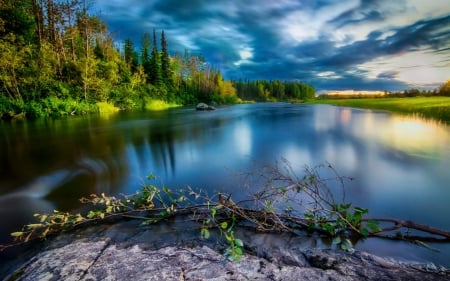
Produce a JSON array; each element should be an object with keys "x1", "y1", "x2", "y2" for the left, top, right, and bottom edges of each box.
[
  {"x1": 319, "y1": 81, "x2": 450, "y2": 99},
  {"x1": 234, "y1": 80, "x2": 315, "y2": 101},
  {"x1": 0, "y1": 0, "x2": 315, "y2": 119}
]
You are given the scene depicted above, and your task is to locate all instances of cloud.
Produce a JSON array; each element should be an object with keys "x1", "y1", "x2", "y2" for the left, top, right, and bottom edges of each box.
[
  {"x1": 94, "y1": 0, "x2": 450, "y2": 91},
  {"x1": 377, "y1": 71, "x2": 399, "y2": 79}
]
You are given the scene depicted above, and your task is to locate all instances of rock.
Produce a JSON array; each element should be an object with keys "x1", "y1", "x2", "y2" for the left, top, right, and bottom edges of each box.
[
  {"x1": 196, "y1": 103, "x2": 216, "y2": 111},
  {"x1": 8, "y1": 242, "x2": 450, "y2": 281},
  {"x1": 3, "y1": 220, "x2": 450, "y2": 281}
]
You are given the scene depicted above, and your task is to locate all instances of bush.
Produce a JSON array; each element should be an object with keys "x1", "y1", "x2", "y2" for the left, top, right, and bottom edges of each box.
[{"x1": 25, "y1": 101, "x2": 45, "y2": 118}]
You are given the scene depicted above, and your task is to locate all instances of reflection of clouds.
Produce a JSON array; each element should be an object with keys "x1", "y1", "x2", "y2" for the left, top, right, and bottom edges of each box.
[
  {"x1": 356, "y1": 114, "x2": 450, "y2": 159},
  {"x1": 314, "y1": 105, "x2": 336, "y2": 132},
  {"x1": 233, "y1": 122, "x2": 252, "y2": 157},
  {"x1": 282, "y1": 145, "x2": 311, "y2": 167},
  {"x1": 323, "y1": 142, "x2": 357, "y2": 173},
  {"x1": 386, "y1": 117, "x2": 448, "y2": 154},
  {"x1": 339, "y1": 108, "x2": 352, "y2": 124}
]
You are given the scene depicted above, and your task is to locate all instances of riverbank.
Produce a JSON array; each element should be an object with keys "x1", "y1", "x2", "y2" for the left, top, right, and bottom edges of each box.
[
  {"x1": 2, "y1": 219, "x2": 449, "y2": 281},
  {"x1": 308, "y1": 96, "x2": 450, "y2": 123}
]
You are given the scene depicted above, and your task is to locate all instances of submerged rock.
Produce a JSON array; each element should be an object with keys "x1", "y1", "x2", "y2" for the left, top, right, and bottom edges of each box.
[{"x1": 3, "y1": 220, "x2": 450, "y2": 281}]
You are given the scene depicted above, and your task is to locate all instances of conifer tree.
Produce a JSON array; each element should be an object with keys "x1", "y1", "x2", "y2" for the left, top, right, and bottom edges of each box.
[
  {"x1": 124, "y1": 38, "x2": 138, "y2": 72},
  {"x1": 160, "y1": 30, "x2": 171, "y2": 86},
  {"x1": 141, "y1": 32, "x2": 151, "y2": 82},
  {"x1": 148, "y1": 29, "x2": 161, "y2": 85}
]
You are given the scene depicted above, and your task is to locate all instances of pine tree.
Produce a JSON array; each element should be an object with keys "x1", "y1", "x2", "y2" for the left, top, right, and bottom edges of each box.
[
  {"x1": 148, "y1": 29, "x2": 161, "y2": 85},
  {"x1": 141, "y1": 32, "x2": 151, "y2": 81},
  {"x1": 124, "y1": 38, "x2": 138, "y2": 72},
  {"x1": 160, "y1": 30, "x2": 171, "y2": 86}
]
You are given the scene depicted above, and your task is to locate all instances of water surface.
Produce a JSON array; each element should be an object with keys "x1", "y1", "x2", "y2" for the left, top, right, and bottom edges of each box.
[{"x1": 1, "y1": 103, "x2": 449, "y2": 267}]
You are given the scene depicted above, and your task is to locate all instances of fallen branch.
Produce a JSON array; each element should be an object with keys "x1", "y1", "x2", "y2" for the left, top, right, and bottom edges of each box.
[{"x1": 1, "y1": 162, "x2": 449, "y2": 258}]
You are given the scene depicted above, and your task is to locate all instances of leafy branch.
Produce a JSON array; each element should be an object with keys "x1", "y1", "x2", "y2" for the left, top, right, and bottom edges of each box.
[{"x1": 2, "y1": 162, "x2": 450, "y2": 259}]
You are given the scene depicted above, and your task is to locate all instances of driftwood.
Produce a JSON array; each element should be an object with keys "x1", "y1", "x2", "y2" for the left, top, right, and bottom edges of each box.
[{"x1": 367, "y1": 218, "x2": 450, "y2": 242}]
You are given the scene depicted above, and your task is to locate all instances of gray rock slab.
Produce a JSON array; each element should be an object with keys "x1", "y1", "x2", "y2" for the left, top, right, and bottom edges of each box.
[
  {"x1": 11, "y1": 241, "x2": 450, "y2": 281},
  {"x1": 4, "y1": 220, "x2": 450, "y2": 281}
]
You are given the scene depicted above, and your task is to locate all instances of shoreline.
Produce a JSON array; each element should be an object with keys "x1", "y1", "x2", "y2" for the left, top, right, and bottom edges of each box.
[{"x1": 308, "y1": 96, "x2": 450, "y2": 124}]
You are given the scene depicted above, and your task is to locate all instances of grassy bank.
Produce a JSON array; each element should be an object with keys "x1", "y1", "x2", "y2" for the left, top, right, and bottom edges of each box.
[{"x1": 309, "y1": 96, "x2": 450, "y2": 123}]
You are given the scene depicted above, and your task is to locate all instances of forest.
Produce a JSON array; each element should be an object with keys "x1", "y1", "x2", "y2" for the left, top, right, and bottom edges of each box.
[{"x1": 0, "y1": 0, "x2": 316, "y2": 119}]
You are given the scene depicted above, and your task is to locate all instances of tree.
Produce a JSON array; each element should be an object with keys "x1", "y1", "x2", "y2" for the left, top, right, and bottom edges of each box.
[
  {"x1": 0, "y1": 35, "x2": 27, "y2": 101},
  {"x1": 123, "y1": 38, "x2": 138, "y2": 72},
  {"x1": 439, "y1": 80, "x2": 450, "y2": 96},
  {"x1": 0, "y1": 0, "x2": 36, "y2": 43},
  {"x1": 160, "y1": 30, "x2": 171, "y2": 86},
  {"x1": 140, "y1": 32, "x2": 151, "y2": 83},
  {"x1": 148, "y1": 29, "x2": 161, "y2": 85}
]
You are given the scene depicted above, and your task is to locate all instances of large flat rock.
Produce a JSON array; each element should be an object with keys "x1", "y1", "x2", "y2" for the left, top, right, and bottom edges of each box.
[{"x1": 3, "y1": 219, "x2": 450, "y2": 281}]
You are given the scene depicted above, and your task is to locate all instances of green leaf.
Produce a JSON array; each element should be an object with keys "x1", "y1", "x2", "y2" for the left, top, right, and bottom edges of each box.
[
  {"x1": 366, "y1": 220, "x2": 381, "y2": 232},
  {"x1": 201, "y1": 228, "x2": 210, "y2": 239},
  {"x1": 340, "y1": 239, "x2": 354, "y2": 253},
  {"x1": 354, "y1": 207, "x2": 368, "y2": 215},
  {"x1": 26, "y1": 224, "x2": 43, "y2": 229},
  {"x1": 11, "y1": 232, "x2": 23, "y2": 237},
  {"x1": 220, "y1": 221, "x2": 228, "y2": 230},
  {"x1": 234, "y1": 239, "x2": 244, "y2": 247},
  {"x1": 321, "y1": 223, "x2": 335, "y2": 234},
  {"x1": 87, "y1": 211, "x2": 96, "y2": 219},
  {"x1": 340, "y1": 203, "x2": 351, "y2": 210},
  {"x1": 332, "y1": 236, "x2": 341, "y2": 245},
  {"x1": 360, "y1": 227, "x2": 369, "y2": 237},
  {"x1": 234, "y1": 247, "x2": 243, "y2": 255}
]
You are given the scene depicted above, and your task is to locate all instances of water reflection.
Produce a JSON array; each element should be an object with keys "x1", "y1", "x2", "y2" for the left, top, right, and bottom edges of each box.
[
  {"x1": 1, "y1": 103, "x2": 450, "y2": 266},
  {"x1": 233, "y1": 121, "x2": 252, "y2": 157}
]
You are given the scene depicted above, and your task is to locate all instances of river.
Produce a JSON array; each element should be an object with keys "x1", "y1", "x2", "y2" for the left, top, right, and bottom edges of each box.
[{"x1": 1, "y1": 103, "x2": 449, "y2": 268}]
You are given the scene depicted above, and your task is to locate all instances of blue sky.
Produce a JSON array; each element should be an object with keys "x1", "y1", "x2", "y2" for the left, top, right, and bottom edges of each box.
[{"x1": 94, "y1": 0, "x2": 450, "y2": 91}]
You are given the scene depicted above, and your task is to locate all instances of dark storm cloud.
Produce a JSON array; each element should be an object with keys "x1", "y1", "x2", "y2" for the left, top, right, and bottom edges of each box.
[
  {"x1": 329, "y1": 0, "x2": 395, "y2": 28},
  {"x1": 94, "y1": 0, "x2": 450, "y2": 91}
]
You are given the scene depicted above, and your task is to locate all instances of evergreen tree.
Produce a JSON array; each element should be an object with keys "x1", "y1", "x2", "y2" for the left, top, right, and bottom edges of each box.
[
  {"x1": 123, "y1": 38, "x2": 138, "y2": 72},
  {"x1": 160, "y1": 30, "x2": 171, "y2": 86},
  {"x1": 148, "y1": 29, "x2": 161, "y2": 85},
  {"x1": 141, "y1": 32, "x2": 151, "y2": 82}
]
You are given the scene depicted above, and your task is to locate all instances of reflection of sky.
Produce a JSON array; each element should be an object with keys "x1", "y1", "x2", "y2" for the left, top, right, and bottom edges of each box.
[{"x1": 233, "y1": 121, "x2": 252, "y2": 157}]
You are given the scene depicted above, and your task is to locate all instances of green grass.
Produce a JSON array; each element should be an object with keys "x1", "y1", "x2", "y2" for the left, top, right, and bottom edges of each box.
[
  {"x1": 96, "y1": 102, "x2": 120, "y2": 115},
  {"x1": 144, "y1": 99, "x2": 182, "y2": 111},
  {"x1": 308, "y1": 96, "x2": 450, "y2": 123}
]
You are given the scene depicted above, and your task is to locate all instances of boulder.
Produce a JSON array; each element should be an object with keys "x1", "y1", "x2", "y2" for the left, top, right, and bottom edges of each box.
[{"x1": 196, "y1": 103, "x2": 216, "y2": 111}]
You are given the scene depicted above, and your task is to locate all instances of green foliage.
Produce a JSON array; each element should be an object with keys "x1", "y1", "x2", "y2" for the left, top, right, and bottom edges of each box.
[
  {"x1": 311, "y1": 97, "x2": 450, "y2": 123},
  {"x1": 439, "y1": 80, "x2": 450, "y2": 96},
  {"x1": 96, "y1": 101, "x2": 119, "y2": 115},
  {"x1": 234, "y1": 80, "x2": 316, "y2": 102}
]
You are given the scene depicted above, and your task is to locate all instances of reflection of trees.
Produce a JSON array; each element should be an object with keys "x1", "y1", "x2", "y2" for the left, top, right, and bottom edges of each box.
[
  {"x1": 147, "y1": 126, "x2": 176, "y2": 176},
  {"x1": 143, "y1": 113, "x2": 229, "y2": 177},
  {"x1": 0, "y1": 116, "x2": 128, "y2": 196}
]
